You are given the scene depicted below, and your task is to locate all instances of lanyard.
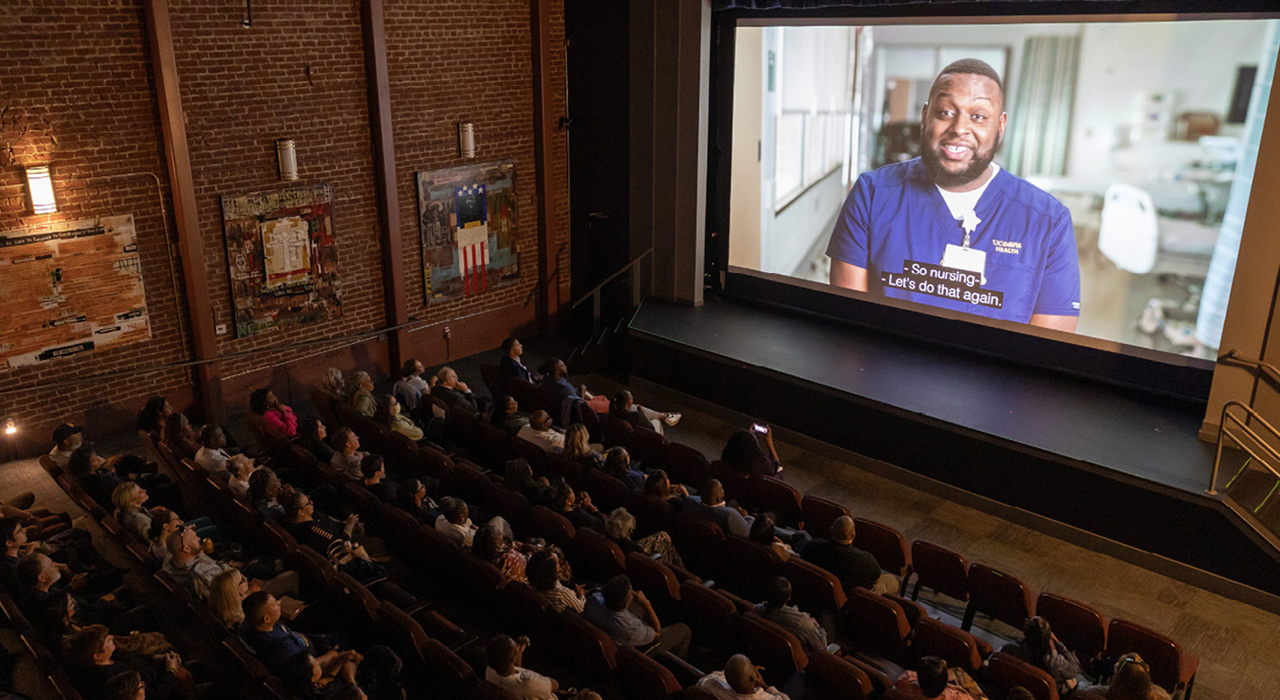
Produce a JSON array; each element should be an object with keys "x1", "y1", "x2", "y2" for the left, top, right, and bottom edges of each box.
[{"x1": 960, "y1": 209, "x2": 981, "y2": 249}]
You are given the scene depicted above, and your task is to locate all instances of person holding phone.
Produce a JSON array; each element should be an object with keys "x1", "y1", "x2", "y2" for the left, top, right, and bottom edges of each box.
[{"x1": 721, "y1": 425, "x2": 783, "y2": 477}]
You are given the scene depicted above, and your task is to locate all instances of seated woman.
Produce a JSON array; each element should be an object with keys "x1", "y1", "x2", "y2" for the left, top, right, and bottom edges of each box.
[
  {"x1": 112, "y1": 483, "x2": 217, "y2": 543},
  {"x1": 1001, "y1": 617, "x2": 1088, "y2": 695},
  {"x1": 373, "y1": 394, "x2": 423, "y2": 442},
  {"x1": 610, "y1": 390, "x2": 680, "y2": 435},
  {"x1": 644, "y1": 470, "x2": 693, "y2": 510},
  {"x1": 41, "y1": 591, "x2": 169, "y2": 657},
  {"x1": 395, "y1": 478, "x2": 440, "y2": 525},
  {"x1": 299, "y1": 419, "x2": 336, "y2": 465},
  {"x1": 347, "y1": 372, "x2": 376, "y2": 418},
  {"x1": 527, "y1": 549, "x2": 585, "y2": 613},
  {"x1": 208, "y1": 568, "x2": 250, "y2": 629},
  {"x1": 1091, "y1": 654, "x2": 1169, "y2": 700},
  {"x1": 563, "y1": 423, "x2": 604, "y2": 472},
  {"x1": 161, "y1": 412, "x2": 201, "y2": 462},
  {"x1": 748, "y1": 512, "x2": 799, "y2": 562},
  {"x1": 551, "y1": 482, "x2": 604, "y2": 533},
  {"x1": 285, "y1": 492, "x2": 385, "y2": 583},
  {"x1": 251, "y1": 388, "x2": 299, "y2": 438},
  {"x1": 603, "y1": 447, "x2": 646, "y2": 491},
  {"x1": 135, "y1": 395, "x2": 172, "y2": 446},
  {"x1": 491, "y1": 395, "x2": 530, "y2": 437},
  {"x1": 721, "y1": 427, "x2": 783, "y2": 477},
  {"x1": 249, "y1": 468, "x2": 293, "y2": 522},
  {"x1": 471, "y1": 523, "x2": 529, "y2": 584},
  {"x1": 604, "y1": 507, "x2": 684, "y2": 569},
  {"x1": 503, "y1": 458, "x2": 554, "y2": 508}
]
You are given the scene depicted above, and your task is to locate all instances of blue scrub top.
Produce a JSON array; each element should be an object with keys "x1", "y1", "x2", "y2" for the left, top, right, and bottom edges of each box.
[{"x1": 826, "y1": 158, "x2": 1081, "y2": 324}]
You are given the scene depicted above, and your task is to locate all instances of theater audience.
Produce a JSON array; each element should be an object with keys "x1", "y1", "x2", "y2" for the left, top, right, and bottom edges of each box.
[
  {"x1": 15, "y1": 553, "x2": 130, "y2": 629},
  {"x1": 551, "y1": 481, "x2": 604, "y2": 533},
  {"x1": 499, "y1": 337, "x2": 539, "y2": 383},
  {"x1": 472, "y1": 523, "x2": 529, "y2": 584},
  {"x1": 698, "y1": 479, "x2": 753, "y2": 538},
  {"x1": 605, "y1": 507, "x2": 684, "y2": 568},
  {"x1": 722, "y1": 427, "x2": 782, "y2": 477},
  {"x1": 347, "y1": 371, "x2": 376, "y2": 417},
  {"x1": 583, "y1": 574, "x2": 691, "y2": 657},
  {"x1": 374, "y1": 394, "x2": 422, "y2": 442},
  {"x1": 300, "y1": 419, "x2": 336, "y2": 465},
  {"x1": 69, "y1": 444, "x2": 181, "y2": 513},
  {"x1": 359, "y1": 455, "x2": 397, "y2": 503},
  {"x1": 503, "y1": 458, "x2": 554, "y2": 508},
  {"x1": 492, "y1": 395, "x2": 530, "y2": 436},
  {"x1": 41, "y1": 590, "x2": 169, "y2": 657},
  {"x1": 696, "y1": 653, "x2": 794, "y2": 700},
  {"x1": 1091, "y1": 654, "x2": 1169, "y2": 700},
  {"x1": 1001, "y1": 616, "x2": 1087, "y2": 695},
  {"x1": 748, "y1": 513, "x2": 798, "y2": 562},
  {"x1": 252, "y1": 388, "x2": 298, "y2": 438},
  {"x1": 329, "y1": 427, "x2": 366, "y2": 480},
  {"x1": 135, "y1": 396, "x2": 173, "y2": 444},
  {"x1": 895, "y1": 656, "x2": 987, "y2": 700},
  {"x1": 433, "y1": 497, "x2": 511, "y2": 548},
  {"x1": 603, "y1": 447, "x2": 646, "y2": 491},
  {"x1": 517, "y1": 410, "x2": 565, "y2": 453},
  {"x1": 485, "y1": 633, "x2": 559, "y2": 700},
  {"x1": 49, "y1": 423, "x2": 84, "y2": 468},
  {"x1": 194, "y1": 424, "x2": 232, "y2": 473},
  {"x1": 528, "y1": 549, "x2": 585, "y2": 613},
  {"x1": 753, "y1": 576, "x2": 827, "y2": 651},
  {"x1": 645, "y1": 470, "x2": 693, "y2": 510},
  {"x1": 62, "y1": 624, "x2": 193, "y2": 700},
  {"x1": 804, "y1": 516, "x2": 898, "y2": 595},
  {"x1": 161, "y1": 412, "x2": 201, "y2": 461},
  {"x1": 610, "y1": 390, "x2": 680, "y2": 435},
  {"x1": 563, "y1": 423, "x2": 604, "y2": 471}
]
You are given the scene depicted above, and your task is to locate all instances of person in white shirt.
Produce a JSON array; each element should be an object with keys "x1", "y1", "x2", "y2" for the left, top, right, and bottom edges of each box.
[
  {"x1": 194, "y1": 424, "x2": 232, "y2": 473},
  {"x1": 516, "y1": 410, "x2": 565, "y2": 453},
  {"x1": 484, "y1": 634, "x2": 558, "y2": 700},
  {"x1": 433, "y1": 497, "x2": 514, "y2": 548},
  {"x1": 48, "y1": 423, "x2": 83, "y2": 468},
  {"x1": 227, "y1": 455, "x2": 256, "y2": 498},
  {"x1": 697, "y1": 654, "x2": 791, "y2": 700}
]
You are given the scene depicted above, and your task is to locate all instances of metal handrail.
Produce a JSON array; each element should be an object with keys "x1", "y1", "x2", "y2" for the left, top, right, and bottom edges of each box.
[
  {"x1": 1218, "y1": 349, "x2": 1280, "y2": 390},
  {"x1": 570, "y1": 248, "x2": 654, "y2": 310},
  {"x1": 1209, "y1": 400, "x2": 1280, "y2": 495}
]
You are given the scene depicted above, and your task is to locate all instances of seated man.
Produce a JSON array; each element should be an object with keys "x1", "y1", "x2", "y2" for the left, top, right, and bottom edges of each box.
[
  {"x1": 62, "y1": 624, "x2": 192, "y2": 700},
  {"x1": 164, "y1": 526, "x2": 298, "y2": 601},
  {"x1": 697, "y1": 480, "x2": 754, "y2": 538},
  {"x1": 583, "y1": 574, "x2": 691, "y2": 658},
  {"x1": 432, "y1": 497, "x2": 512, "y2": 548},
  {"x1": 193, "y1": 424, "x2": 232, "y2": 473},
  {"x1": 14, "y1": 553, "x2": 130, "y2": 628},
  {"x1": 894, "y1": 656, "x2": 987, "y2": 700},
  {"x1": 392, "y1": 358, "x2": 428, "y2": 412},
  {"x1": 696, "y1": 653, "x2": 794, "y2": 700},
  {"x1": 516, "y1": 410, "x2": 565, "y2": 453},
  {"x1": 329, "y1": 427, "x2": 366, "y2": 481},
  {"x1": 360, "y1": 455, "x2": 398, "y2": 503},
  {"x1": 753, "y1": 576, "x2": 828, "y2": 652},
  {"x1": 432, "y1": 366, "x2": 489, "y2": 414},
  {"x1": 49, "y1": 423, "x2": 83, "y2": 468},
  {"x1": 536, "y1": 358, "x2": 609, "y2": 422},
  {"x1": 499, "y1": 337, "x2": 540, "y2": 383},
  {"x1": 484, "y1": 634, "x2": 559, "y2": 700},
  {"x1": 803, "y1": 516, "x2": 898, "y2": 595},
  {"x1": 610, "y1": 390, "x2": 680, "y2": 435}
]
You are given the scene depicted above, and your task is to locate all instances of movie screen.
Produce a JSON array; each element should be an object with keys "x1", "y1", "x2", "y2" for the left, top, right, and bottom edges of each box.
[{"x1": 728, "y1": 18, "x2": 1278, "y2": 358}]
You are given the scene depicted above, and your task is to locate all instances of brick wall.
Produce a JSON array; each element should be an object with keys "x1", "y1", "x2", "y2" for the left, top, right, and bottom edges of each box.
[{"x1": 0, "y1": 0, "x2": 569, "y2": 455}]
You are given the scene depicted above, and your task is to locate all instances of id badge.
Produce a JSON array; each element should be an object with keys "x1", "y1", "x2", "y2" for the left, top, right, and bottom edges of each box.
[{"x1": 940, "y1": 244, "x2": 987, "y2": 285}]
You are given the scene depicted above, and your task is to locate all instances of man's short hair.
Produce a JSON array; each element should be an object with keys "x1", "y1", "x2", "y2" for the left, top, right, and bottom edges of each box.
[
  {"x1": 501, "y1": 337, "x2": 518, "y2": 354},
  {"x1": 400, "y1": 359, "x2": 421, "y2": 378},
  {"x1": 15, "y1": 553, "x2": 48, "y2": 590},
  {"x1": 765, "y1": 576, "x2": 792, "y2": 609},
  {"x1": 485, "y1": 634, "x2": 518, "y2": 671},
  {"x1": 917, "y1": 656, "x2": 949, "y2": 698},
  {"x1": 440, "y1": 497, "x2": 468, "y2": 524},
  {"x1": 933, "y1": 58, "x2": 1004, "y2": 102},
  {"x1": 1006, "y1": 688, "x2": 1036, "y2": 700},
  {"x1": 701, "y1": 479, "x2": 724, "y2": 505},
  {"x1": 199, "y1": 423, "x2": 222, "y2": 446},
  {"x1": 551, "y1": 481, "x2": 574, "y2": 510},
  {"x1": 63, "y1": 623, "x2": 111, "y2": 667},
  {"x1": 0, "y1": 517, "x2": 24, "y2": 544},
  {"x1": 105, "y1": 670, "x2": 145, "y2": 700},
  {"x1": 330, "y1": 426, "x2": 354, "y2": 450},
  {"x1": 602, "y1": 574, "x2": 633, "y2": 611},
  {"x1": 242, "y1": 590, "x2": 274, "y2": 626},
  {"x1": 360, "y1": 454, "x2": 385, "y2": 481}
]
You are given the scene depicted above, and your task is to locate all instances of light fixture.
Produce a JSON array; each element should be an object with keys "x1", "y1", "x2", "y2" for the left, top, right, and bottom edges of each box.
[
  {"x1": 3, "y1": 419, "x2": 15, "y2": 436},
  {"x1": 459, "y1": 122, "x2": 476, "y2": 159},
  {"x1": 276, "y1": 138, "x2": 298, "y2": 181},
  {"x1": 25, "y1": 165, "x2": 57, "y2": 214}
]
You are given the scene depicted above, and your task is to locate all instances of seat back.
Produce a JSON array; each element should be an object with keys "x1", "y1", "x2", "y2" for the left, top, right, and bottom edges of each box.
[
  {"x1": 375, "y1": 599, "x2": 430, "y2": 666},
  {"x1": 447, "y1": 460, "x2": 496, "y2": 510},
  {"x1": 500, "y1": 581, "x2": 556, "y2": 641},
  {"x1": 853, "y1": 518, "x2": 911, "y2": 579},
  {"x1": 909, "y1": 540, "x2": 969, "y2": 601},
  {"x1": 783, "y1": 556, "x2": 847, "y2": 617},
  {"x1": 530, "y1": 505, "x2": 576, "y2": 549},
  {"x1": 801, "y1": 495, "x2": 850, "y2": 541},
  {"x1": 739, "y1": 611, "x2": 809, "y2": 686},
  {"x1": 662, "y1": 442, "x2": 710, "y2": 488},
  {"x1": 418, "y1": 636, "x2": 479, "y2": 698},
  {"x1": 507, "y1": 377, "x2": 538, "y2": 414},
  {"x1": 311, "y1": 387, "x2": 341, "y2": 429},
  {"x1": 418, "y1": 523, "x2": 462, "y2": 566},
  {"x1": 459, "y1": 549, "x2": 509, "y2": 597},
  {"x1": 480, "y1": 364, "x2": 504, "y2": 399},
  {"x1": 680, "y1": 579, "x2": 741, "y2": 652},
  {"x1": 723, "y1": 535, "x2": 783, "y2": 600},
  {"x1": 625, "y1": 551, "x2": 682, "y2": 622},
  {"x1": 601, "y1": 413, "x2": 634, "y2": 448},
  {"x1": 625, "y1": 427, "x2": 668, "y2": 468},
  {"x1": 914, "y1": 617, "x2": 983, "y2": 674},
  {"x1": 545, "y1": 452, "x2": 585, "y2": 490},
  {"x1": 616, "y1": 644, "x2": 682, "y2": 700},
  {"x1": 806, "y1": 648, "x2": 874, "y2": 700},
  {"x1": 573, "y1": 527, "x2": 627, "y2": 583},
  {"x1": 986, "y1": 651, "x2": 1060, "y2": 700},
  {"x1": 558, "y1": 609, "x2": 618, "y2": 680},
  {"x1": 1106, "y1": 618, "x2": 1193, "y2": 693},
  {"x1": 625, "y1": 492, "x2": 675, "y2": 538},
  {"x1": 476, "y1": 681, "x2": 521, "y2": 700},
  {"x1": 845, "y1": 588, "x2": 911, "y2": 666},
  {"x1": 586, "y1": 469, "x2": 633, "y2": 513},
  {"x1": 672, "y1": 512, "x2": 727, "y2": 582},
  {"x1": 751, "y1": 475, "x2": 803, "y2": 525},
  {"x1": 1036, "y1": 592, "x2": 1106, "y2": 662},
  {"x1": 966, "y1": 562, "x2": 1034, "y2": 631},
  {"x1": 508, "y1": 437, "x2": 548, "y2": 475},
  {"x1": 487, "y1": 487, "x2": 533, "y2": 535}
]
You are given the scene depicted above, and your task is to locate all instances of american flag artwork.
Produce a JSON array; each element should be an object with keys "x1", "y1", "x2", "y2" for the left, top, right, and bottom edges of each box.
[{"x1": 454, "y1": 184, "x2": 489, "y2": 295}]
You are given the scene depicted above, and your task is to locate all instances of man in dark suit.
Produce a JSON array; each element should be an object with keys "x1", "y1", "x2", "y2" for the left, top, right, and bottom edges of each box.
[
  {"x1": 803, "y1": 516, "x2": 898, "y2": 594},
  {"x1": 432, "y1": 366, "x2": 488, "y2": 414},
  {"x1": 498, "y1": 337, "x2": 539, "y2": 383}
]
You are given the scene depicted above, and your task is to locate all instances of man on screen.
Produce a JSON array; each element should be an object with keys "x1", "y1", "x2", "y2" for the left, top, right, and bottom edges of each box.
[{"x1": 826, "y1": 58, "x2": 1080, "y2": 331}]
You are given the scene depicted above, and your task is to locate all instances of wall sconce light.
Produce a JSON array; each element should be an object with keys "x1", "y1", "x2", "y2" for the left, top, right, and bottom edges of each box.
[
  {"x1": 459, "y1": 122, "x2": 476, "y2": 159},
  {"x1": 25, "y1": 165, "x2": 57, "y2": 214},
  {"x1": 276, "y1": 138, "x2": 298, "y2": 181},
  {"x1": 3, "y1": 419, "x2": 15, "y2": 436}
]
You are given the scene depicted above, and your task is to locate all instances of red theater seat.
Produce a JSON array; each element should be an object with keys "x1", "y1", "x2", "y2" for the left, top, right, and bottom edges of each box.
[
  {"x1": 806, "y1": 649, "x2": 874, "y2": 700},
  {"x1": 965, "y1": 562, "x2": 1034, "y2": 632},
  {"x1": 986, "y1": 651, "x2": 1059, "y2": 700},
  {"x1": 908, "y1": 540, "x2": 969, "y2": 603},
  {"x1": 801, "y1": 495, "x2": 850, "y2": 540},
  {"x1": 1036, "y1": 592, "x2": 1107, "y2": 662},
  {"x1": 914, "y1": 617, "x2": 984, "y2": 675},
  {"x1": 853, "y1": 518, "x2": 912, "y2": 582},
  {"x1": 616, "y1": 645, "x2": 683, "y2": 700},
  {"x1": 739, "y1": 612, "x2": 809, "y2": 687},
  {"x1": 1106, "y1": 618, "x2": 1199, "y2": 696}
]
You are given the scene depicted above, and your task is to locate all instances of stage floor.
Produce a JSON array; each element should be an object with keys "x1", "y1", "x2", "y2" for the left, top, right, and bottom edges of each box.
[{"x1": 631, "y1": 298, "x2": 1215, "y2": 495}]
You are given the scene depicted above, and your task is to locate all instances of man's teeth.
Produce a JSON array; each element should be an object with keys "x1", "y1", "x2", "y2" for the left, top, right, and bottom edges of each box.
[{"x1": 945, "y1": 145, "x2": 969, "y2": 154}]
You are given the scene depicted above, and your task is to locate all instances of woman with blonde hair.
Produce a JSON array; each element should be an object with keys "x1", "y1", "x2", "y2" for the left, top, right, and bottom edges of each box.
[
  {"x1": 562, "y1": 423, "x2": 604, "y2": 471},
  {"x1": 209, "y1": 568, "x2": 249, "y2": 628},
  {"x1": 112, "y1": 482, "x2": 154, "y2": 538},
  {"x1": 605, "y1": 507, "x2": 684, "y2": 569}
]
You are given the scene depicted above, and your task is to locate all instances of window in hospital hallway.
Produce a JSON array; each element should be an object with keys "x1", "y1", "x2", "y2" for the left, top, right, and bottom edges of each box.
[{"x1": 728, "y1": 18, "x2": 1280, "y2": 360}]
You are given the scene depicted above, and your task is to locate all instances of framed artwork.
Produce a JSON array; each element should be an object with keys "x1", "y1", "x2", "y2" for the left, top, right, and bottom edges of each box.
[{"x1": 416, "y1": 161, "x2": 519, "y2": 303}]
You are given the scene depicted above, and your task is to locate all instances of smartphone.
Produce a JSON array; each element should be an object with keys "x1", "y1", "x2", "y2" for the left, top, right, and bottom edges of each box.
[{"x1": 751, "y1": 423, "x2": 767, "y2": 434}]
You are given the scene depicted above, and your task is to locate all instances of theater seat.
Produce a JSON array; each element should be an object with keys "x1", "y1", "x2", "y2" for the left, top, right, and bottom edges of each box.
[
  {"x1": 626, "y1": 491, "x2": 675, "y2": 538},
  {"x1": 558, "y1": 609, "x2": 618, "y2": 682},
  {"x1": 546, "y1": 452, "x2": 585, "y2": 490},
  {"x1": 908, "y1": 540, "x2": 969, "y2": 603},
  {"x1": 964, "y1": 562, "x2": 1034, "y2": 633},
  {"x1": 806, "y1": 648, "x2": 874, "y2": 700},
  {"x1": 476, "y1": 680, "x2": 521, "y2": 700},
  {"x1": 602, "y1": 413, "x2": 634, "y2": 448},
  {"x1": 486, "y1": 486, "x2": 532, "y2": 535},
  {"x1": 587, "y1": 469, "x2": 633, "y2": 513},
  {"x1": 625, "y1": 427, "x2": 668, "y2": 468},
  {"x1": 500, "y1": 581, "x2": 555, "y2": 643},
  {"x1": 723, "y1": 536, "x2": 783, "y2": 601},
  {"x1": 801, "y1": 495, "x2": 850, "y2": 541},
  {"x1": 853, "y1": 518, "x2": 912, "y2": 583},
  {"x1": 1036, "y1": 592, "x2": 1107, "y2": 662},
  {"x1": 914, "y1": 617, "x2": 984, "y2": 675},
  {"x1": 844, "y1": 588, "x2": 911, "y2": 668},
  {"x1": 616, "y1": 644, "x2": 683, "y2": 700},
  {"x1": 709, "y1": 460, "x2": 751, "y2": 505},
  {"x1": 986, "y1": 651, "x2": 1059, "y2": 700},
  {"x1": 418, "y1": 635, "x2": 479, "y2": 698},
  {"x1": 739, "y1": 612, "x2": 809, "y2": 687},
  {"x1": 673, "y1": 513, "x2": 727, "y2": 583},
  {"x1": 662, "y1": 442, "x2": 711, "y2": 488},
  {"x1": 751, "y1": 475, "x2": 803, "y2": 526},
  {"x1": 530, "y1": 505, "x2": 576, "y2": 549},
  {"x1": 783, "y1": 556, "x2": 847, "y2": 619},
  {"x1": 626, "y1": 551, "x2": 682, "y2": 622},
  {"x1": 574, "y1": 527, "x2": 627, "y2": 582},
  {"x1": 680, "y1": 579, "x2": 742, "y2": 654},
  {"x1": 1106, "y1": 618, "x2": 1199, "y2": 696}
]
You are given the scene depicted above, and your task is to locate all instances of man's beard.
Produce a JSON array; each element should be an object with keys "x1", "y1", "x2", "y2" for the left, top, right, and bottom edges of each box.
[{"x1": 920, "y1": 136, "x2": 1000, "y2": 189}]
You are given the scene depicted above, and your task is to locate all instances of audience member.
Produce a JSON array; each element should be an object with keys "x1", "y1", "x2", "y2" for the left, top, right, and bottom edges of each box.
[
  {"x1": 347, "y1": 372, "x2": 376, "y2": 417},
  {"x1": 537, "y1": 358, "x2": 608, "y2": 422},
  {"x1": 227, "y1": 454, "x2": 256, "y2": 498},
  {"x1": 499, "y1": 337, "x2": 539, "y2": 383},
  {"x1": 698, "y1": 480, "x2": 753, "y2": 537},
  {"x1": 503, "y1": 458, "x2": 554, "y2": 508},
  {"x1": 485, "y1": 633, "x2": 559, "y2": 700},
  {"x1": 722, "y1": 427, "x2": 782, "y2": 477},
  {"x1": 432, "y1": 497, "x2": 510, "y2": 548},
  {"x1": 527, "y1": 549, "x2": 585, "y2": 613},
  {"x1": 300, "y1": 419, "x2": 336, "y2": 465},
  {"x1": 748, "y1": 513, "x2": 798, "y2": 562},
  {"x1": 894, "y1": 656, "x2": 987, "y2": 700},
  {"x1": 696, "y1": 653, "x2": 794, "y2": 700},
  {"x1": 472, "y1": 523, "x2": 529, "y2": 584},
  {"x1": 209, "y1": 568, "x2": 250, "y2": 628},
  {"x1": 645, "y1": 470, "x2": 693, "y2": 511},
  {"x1": 113, "y1": 482, "x2": 217, "y2": 543},
  {"x1": 146, "y1": 508, "x2": 181, "y2": 561},
  {"x1": 135, "y1": 396, "x2": 173, "y2": 444},
  {"x1": 161, "y1": 412, "x2": 201, "y2": 461},
  {"x1": 359, "y1": 455, "x2": 397, "y2": 503},
  {"x1": 610, "y1": 390, "x2": 680, "y2": 435},
  {"x1": 250, "y1": 468, "x2": 293, "y2": 521},
  {"x1": 320, "y1": 368, "x2": 346, "y2": 399},
  {"x1": 583, "y1": 574, "x2": 691, "y2": 657},
  {"x1": 551, "y1": 481, "x2": 604, "y2": 532},
  {"x1": 396, "y1": 478, "x2": 440, "y2": 525},
  {"x1": 329, "y1": 427, "x2": 366, "y2": 480},
  {"x1": 603, "y1": 447, "x2": 646, "y2": 491},
  {"x1": 285, "y1": 492, "x2": 385, "y2": 582},
  {"x1": 393, "y1": 358, "x2": 428, "y2": 412},
  {"x1": 164, "y1": 526, "x2": 298, "y2": 601},
  {"x1": 252, "y1": 388, "x2": 298, "y2": 438},
  {"x1": 517, "y1": 410, "x2": 565, "y2": 453},
  {"x1": 1006, "y1": 689, "x2": 1036, "y2": 700},
  {"x1": 1091, "y1": 654, "x2": 1169, "y2": 700},
  {"x1": 194, "y1": 423, "x2": 232, "y2": 472},
  {"x1": 104, "y1": 670, "x2": 147, "y2": 700},
  {"x1": 1001, "y1": 616, "x2": 1086, "y2": 695},
  {"x1": 753, "y1": 576, "x2": 827, "y2": 651},
  {"x1": 804, "y1": 516, "x2": 897, "y2": 595},
  {"x1": 48, "y1": 423, "x2": 84, "y2": 468},
  {"x1": 69, "y1": 444, "x2": 181, "y2": 513},
  {"x1": 62, "y1": 624, "x2": 193, "y2": 700},
  {"x1": 492, "y1": 395, "x2": 530, "y2": 436},
  {"x1": 374, "y1": 394, "x2": 422, "y2": 441},
  {"x1": 434, "y1": 366, "x2": 490, "y2": 414},
  {"x1": 604, "y1": 507, "x2": 684, "y2": 568},
  {"x1": 563, "y1": 423, "x2": 604, "y2": 470}
]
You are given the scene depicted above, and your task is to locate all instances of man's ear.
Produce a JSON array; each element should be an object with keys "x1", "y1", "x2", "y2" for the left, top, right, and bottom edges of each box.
[{"x1": 920, "y1": 101, "x2": 930, "y2": 125}]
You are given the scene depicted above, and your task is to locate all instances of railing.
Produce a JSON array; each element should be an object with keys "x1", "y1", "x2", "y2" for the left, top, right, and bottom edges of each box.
[
  {"x1": 1209, "y1": 350, "x2": 1280, "y2": 497},
  {"x1": 1218, "y1": 349, "x2": 1280, "y2": 391},
  {"x1": 570, "y1": 247, "x2": 654, "y2": 333}
]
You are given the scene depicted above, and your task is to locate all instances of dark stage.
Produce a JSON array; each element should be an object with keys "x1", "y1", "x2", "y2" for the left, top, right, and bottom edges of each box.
[{"x1": 627, "y1": 296, "x2": 1280, "y2": 599}]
